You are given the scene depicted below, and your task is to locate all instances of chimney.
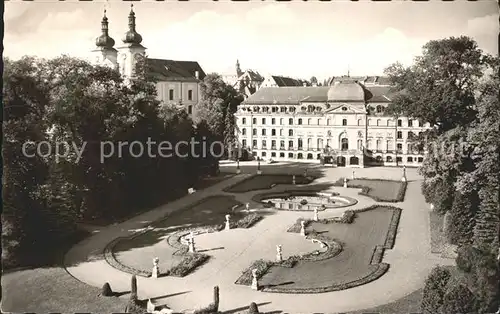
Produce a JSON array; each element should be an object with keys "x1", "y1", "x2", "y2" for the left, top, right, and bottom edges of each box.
[{"x1": 195, "y1": 71, "x2": 199, "y2": 79}]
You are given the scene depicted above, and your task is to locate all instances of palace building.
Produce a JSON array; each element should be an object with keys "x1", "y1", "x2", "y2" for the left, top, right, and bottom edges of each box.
[
  {"x1": 234, "y1": 77, "x2": 431, "y2": 167},
  {"x1": 91, "y1": 6, "x2": 206, "y2": 119}
]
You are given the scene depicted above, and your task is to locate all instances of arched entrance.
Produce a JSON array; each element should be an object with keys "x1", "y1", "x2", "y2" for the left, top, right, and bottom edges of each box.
[
  {"x1": 337, "y1": 156, "x2": 346, "y2": 167},
  {"x1": 349, "y1": 156, "x2": 359, "y2": 165}
]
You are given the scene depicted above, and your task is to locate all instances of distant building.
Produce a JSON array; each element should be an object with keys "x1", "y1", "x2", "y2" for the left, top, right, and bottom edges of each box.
[
  {"x1": 234, "y1": 76, "x2": 430, "y2": 167},
  {"x1": 222, "y1": 60, "x2": 308, "y2": 99},
  {"x1": 91, "y1": 6, "x2": 205, "y2": 119}
]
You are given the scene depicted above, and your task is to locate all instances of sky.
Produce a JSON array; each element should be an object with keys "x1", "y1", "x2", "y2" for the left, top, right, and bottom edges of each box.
[{"x1": 4, "y1": 0, "x2": 498, "y2": 81}]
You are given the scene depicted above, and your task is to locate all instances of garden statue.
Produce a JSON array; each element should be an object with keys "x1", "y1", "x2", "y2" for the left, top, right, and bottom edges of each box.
[
  {"x1": 152, "y1": 257, "x2": 160, "y2": 278},
  {"x1": 257, "y1": 158, "x2": 262, "y2": 174},
  {"x1": 276, "y1": 245, "x2": 283, "y2": 262},
  {"x1": 352, "y1": 170, "x2": 355, "y2": 180},
  {"x1": 292, "y1": 175, "x2": 296, "y2": 185},
  {"x1": 188, "y1": 233, "x2": 196, "y2": 253},
  {"x1": 343, "y1": 177, "x2": 348, "y2": 188},
  {"x1": 246, "y1": 203, "x2": 250, "y2": 211},
  {"x1": 313, "y1": 207, "x2": 319, "y2": 221},
  {"x1": 236, "y1": 159, "x2": 241, "y2": 174},
  {"x1": 147, "y1": 299, "x2": 155, "y2": 312},
  {"x1": 251, "y1": 269, "x2": 259, "y2": 290},
  {"x1": 401, "y1": 165, "x2": 407, "y2": 182},
  {"x1": 300, "y1": 220, "x2": 306, "y2": 236},
  {"x1": 225, "y1": 214, "x2": 231, "y2": 230}
]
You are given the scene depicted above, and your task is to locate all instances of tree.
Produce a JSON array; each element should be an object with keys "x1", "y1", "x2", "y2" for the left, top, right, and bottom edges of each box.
[
  {"x1": 441, "y1": 283, "x2": 477, "y2": 314},
  {"x1": 421, "y1": 266, "x2": 452, "y2": 314},
  {"x1": 310, "y1": 76, "x2": 318, "y2": 85},
  {"x1": 248, "y1": 302, "x2": 259, "y2": 314},
  {"x1": 385, "y1": 36, "x2": 491, "y2": 133},
  {"x1": 446, "y1": 191, "x2": 478, "y2": 246}
]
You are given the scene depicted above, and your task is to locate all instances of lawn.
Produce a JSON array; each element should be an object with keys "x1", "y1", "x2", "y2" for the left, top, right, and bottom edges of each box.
[
  {"x1": 224, "y1": 174, "x2": 314, "y2": 193},
  {"x1": 429, "y1": 210, "x2": 446, "y2": 254},
  {"x1": 345, "y1": 288, "x2": 423, "y2": 314},
  {"x1": 334, "y1": 178, "x2": 406, "y2": 202},
  {"x1": 2, "y1": 267, "x2": 127, "y2": 313},
  {"x1": 256, "y1": 206, "x2": 400, "y2": 293},
  {"x1": 112, "y1": 195, "x2": 245, "y2": 275}
]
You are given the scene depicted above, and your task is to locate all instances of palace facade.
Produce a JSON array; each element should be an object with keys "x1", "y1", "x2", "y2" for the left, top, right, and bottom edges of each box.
[
  {"x1": 91, "y1": 6, "x2": 206, "y2": 119},
  {"x1": 234, "y1": 77, "x2": 431, "y2": 167}
]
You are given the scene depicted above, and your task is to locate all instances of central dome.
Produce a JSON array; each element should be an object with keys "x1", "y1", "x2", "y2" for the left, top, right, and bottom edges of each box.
[{"x1": 327, "y1": 80, "x2": 372, "y2": 102}]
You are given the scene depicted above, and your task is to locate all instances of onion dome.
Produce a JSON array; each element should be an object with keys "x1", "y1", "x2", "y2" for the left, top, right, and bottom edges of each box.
[
  {"x1": 95, "y1": 10, "x2": 116, "y2": 49},
  {"x1": 122, "y1": 4, "x2": 143, "y2": 45}
]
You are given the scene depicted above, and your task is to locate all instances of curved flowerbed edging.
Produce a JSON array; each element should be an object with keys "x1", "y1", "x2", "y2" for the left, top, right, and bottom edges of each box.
[
  {"x1": 253, "y1": 191, "x2": 357, "y2": 212},
  {"x1": 223, "y1": 174, "x2": 317, "y2": 193},
  {"x1": 262, "y1": 263, "x2": 390, "y2": 294},
  {"x1": 235, "y1": 236, "x2": 343, "y2": 286},
  {"x1": 333, "y1": 178, "x2": 407, "y2": 203}
]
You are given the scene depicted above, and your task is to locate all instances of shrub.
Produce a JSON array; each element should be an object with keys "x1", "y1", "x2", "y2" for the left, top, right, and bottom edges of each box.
[
  {"x1": 213, "y1": 286, "x2": 219, "y2": 312},
  {"x1": 340, "y1": 210, "x2": 355, "y2": 224},
  {"x1": 421, "y1": 266, "x2": 452, "y2": 314},
  {"x1": 169, "y1": 253, "x2": 210, "y2": 277},
  {"x1": 248, "y1": 302, "x2": 259, "y2": 314},
  {"x1": 468, "y1": 245, "x2": 500, "y2": 313},
  {"x1": 125, "y1": 298, "x2": 146, "y2": 314},
  {"x1": 441, "y1": 283, "x2": 477, "y2": 314},
  {"x1": 130, "y1": 275, "x2": 138, "y2": 301},
  {"x1": 300, "y1": 199, "x2": 308, "y2": 205},
  {"x1": 101, "y1": 282, "x2": 113, "y2": 297},
  {"x1": 446, "y1": 191, "x2": 478, "y2": 245},
  {"x1": 456, "y1": 244, "x2": 478, "y2": 273}
]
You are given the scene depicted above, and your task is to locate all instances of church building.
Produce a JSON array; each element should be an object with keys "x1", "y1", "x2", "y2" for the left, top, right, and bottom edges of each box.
[
  {"x1": 92, "y1": 6, "x2": 206, "y2": 119},
  {"x1": 235, "y1": 78, "x2": 431, "y2": 167}
]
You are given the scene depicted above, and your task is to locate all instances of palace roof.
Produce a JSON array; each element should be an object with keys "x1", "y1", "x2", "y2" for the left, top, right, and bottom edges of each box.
[{"x1": 147, "y1": 58, "x2": 206, "y2": 82}]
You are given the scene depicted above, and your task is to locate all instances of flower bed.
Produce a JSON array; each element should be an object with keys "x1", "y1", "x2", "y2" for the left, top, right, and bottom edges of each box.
[
  {"x1": 167, "y1": 253, "x2": 210, "y2": 277},
  {"x1": 223, "y1": 174, "x2": 316, "y2": 193},
  {"x1": 333, "y1": 177, "x2": 407, "y2": 202}
]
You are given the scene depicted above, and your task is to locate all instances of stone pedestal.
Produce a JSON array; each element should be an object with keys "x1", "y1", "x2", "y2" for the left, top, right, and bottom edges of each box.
[
  {"x1": 147, "y1": 299, "x2": 155, "y2": 312},
  {"x1": 276, "y1": 245, "x2": 282, "y2": 262},
  {"x1": 401, "y1": 166, "x2": 407, "y2": 182},
  {"x1": 401, "y1": 176, "x2": 407, "y2": 182},
  {"x1": 300, "y1": 221, "x2": 306, "y2": 236},
  {"x1": 343, "y1": 177, "x2": 348, "y2": 188},
  {"x1": 257, "y1": 170, "x2": 262, "y2": 175},
  {"x1": 251, "y1": 269, "x2": 259, "y2": 290},
  {"x1": 313, "y1": 208, "x2": 319, "y2": 221},
  {"x1": 225, "y1": 214, "x2": 231, "y2": 230},
  {"x1": 236, "y1": 169, "x2": 241, "y2": 174}
]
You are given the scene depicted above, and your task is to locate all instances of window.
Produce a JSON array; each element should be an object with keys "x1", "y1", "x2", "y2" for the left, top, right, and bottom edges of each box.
[
  {"x1": 271, "y1": 140, "x2": 276, "y2": 149},
  {"x1": 298, "y1": 118, "x2": 303, "y2": 125},
  {"x1": 342, "y1": 107, "x2": 347, "y2": 111},
  {"x1": 280, "y1": 152, "x2": 285, "y2": 158},
  {"x1": 387, "y1": 140, "x2": 393, "y2": 151},
  {"x1": 418, "y1": 157, "x2": 424, "y2": 162},
  {"x1": 377, "y1": 119, "x2": 381, "y2": 126},
  {"x1": 415, "y1": 120, "x2": 419, "y2": 127},
  {"x1": 289, "y1": 129, "x2": 293, "y2": 136},
  {"x1": 188, "y1": 90, "x2": 193, "y2": 101},
  {"x1": 408, "y1": 119, "x2": 413, "y2": 127},
  {"x1": 397, "y1": 131, "x2": 403, "y2": 139},
  {"x1": 386, "y1": 156, "x2": 393, "y2": 162},
  {"x1": 298, "y1": 139, "x2": 303, "y2": 149},
  {"x1": 357, "y1": 139, "x2": 363, "y2": 150},
  {"x1": 272, "y1": 118, "x2": 276, "y2": 125},
  {"x1": 280, "y1": 129, "x2": 284, "y2": 136},
  {"x1": 387, "y1": 120, "x2": 392, "y2": 127},
  {"x1": 376, "y1": 105, "x2": 383, "y2": 113},
  {"x1": 262, "y1": 140, "x2": 267, "y2": 148},
  {"x1": 187, "y1": 105, "x2": 192, "y2": 114},
  {"x1": 262, "y1": 152, "x2": 267, "y2": 157},
  {"x1": 407, "y1": 157, "x2": 413, "y2": 162},
  {"x1": 368, "y1": 119, "x2": 372, "y2": 126},
  {"x1": 342, "y1": 119, "x2": 347, "y2": 126},
  {"x1": 307, "y1": 138, "x2": 312, "y2": 149},
  {"x1": 280, "y1": 140, "x2": 285, "y2": 149},
  {"x1": 288, "y1": 153, "x2": 294, "y2": 158},
  {"x1": 242, "y1": 139, "x2": 247, "y2": 147},
  {"x1": 407, "y1": 144, "x2": 412, "y2": 153},
  {"x1": 252, "y1": 140, "x2": 257, "y2": 148},
  {"x1": 252, "y1": 118, "x2": 257, "y2": 124},
  {"x1": 280, "y1": 107, "x2": 286, "y2": 113},
  {"x1": 252, "y1": 128, "x2": 257, "y2": 136},
  {"x1": 376, "y1": 139, "x2": 381, "y2": 151},
  {"x1": 271, "y1": 152, "x2": 276, "y2": 157},
  {"x1": 397, "y1": 143, "x2": 403, "y2": 151},
  {"x1": 242, "y1": 118, "x2": 246, "y2": 124},
  {"x1": 262, "y1": 129, "x2": 266, "y2": 136},
  {"x1": 308, "y1": 118, "x2": 312, "y2": 125},
  {"x1": 280, "y1": 118, "x2": 284, "y2": 125},
  {"x1": 341, "y1": 138, "x2": 349, "y2": 151},
  {"x1": 397, "y1": 119, "x2": 402, "y2": 127},
  {"x1": 358, "y1": 119, "x2": 363, "y2": 126},
  {"x1": 271, "y1": 129, "x2": 276, "y2": 136},
  {"x1": 242, "y1": 128, "x2": 246, "y2": 135},
  {"x1": 288, "y1": 140, "x2": 294, "y2": 148},
  {"x1": 327, "y1": 119, "x2": 331, "y2": 126},
  {"x1": 289, "y1": 118, "x2": 293, "y2": 125},
  {"x1": 169, "y1": 89, "x2": 174, "y2": 100},
  {"x1": 262, "y1": 118, "x2": 266, "y2": 124},
  {"x1": 396, "y1": 156, "x2": 402, "y2": 162}
]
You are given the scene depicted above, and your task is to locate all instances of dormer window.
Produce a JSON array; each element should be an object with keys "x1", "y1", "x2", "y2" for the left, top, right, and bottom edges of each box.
[{"x1": 342, "y1": 107, "x2": 347, "y2": 111}]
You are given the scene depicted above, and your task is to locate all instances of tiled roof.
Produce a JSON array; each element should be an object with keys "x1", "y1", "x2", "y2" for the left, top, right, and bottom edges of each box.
[
  {"x1": 243, "y1": 84, "x2": 394, "y2": 104},
  {"x1": 147, "y1": 58, "x2": 206, "y2": 82},
  {"x1": 271, "y1": 76, "x2": 303, "y2": 87}
]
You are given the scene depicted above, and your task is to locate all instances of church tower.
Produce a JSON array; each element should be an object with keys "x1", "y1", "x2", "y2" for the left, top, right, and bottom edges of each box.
[
  {"x1": 236, "y1": 59, "x2": 243, "y2": 77},
  {"x1": 92, "y1": 10, "x2": 118, "y2": 69},
  {"x1": 117, "y1": 4, "x2": 147, "y2": 78}
]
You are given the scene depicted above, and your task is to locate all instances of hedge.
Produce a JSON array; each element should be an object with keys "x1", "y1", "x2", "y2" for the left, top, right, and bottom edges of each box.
[{"x1": 332, "y1": 177, "x2": 407, "y2": 202}]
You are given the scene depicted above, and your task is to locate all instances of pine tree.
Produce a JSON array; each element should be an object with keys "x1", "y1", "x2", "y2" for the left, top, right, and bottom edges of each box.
[
  {"x1": 248, "y1": 302, "x2": 259, "y2": 314},
  {"x1": 473, "y1": 184, "x2": 499, "y2": 248},
  {"x1": 441, "y1": 283, "x2": 477, "y2": 314},
  {"x1": 223, "y1": 108, "x2": 236, "y2": 158},
  {"x1": 130, "y1": 275, "x2": 138, "y2": 301},
  {"x1": 446, "y1": 191, "x2": 478, "y2": 246},
  {"x1": 421, "y1": 266, "x2": 452, "y2": 314}
]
